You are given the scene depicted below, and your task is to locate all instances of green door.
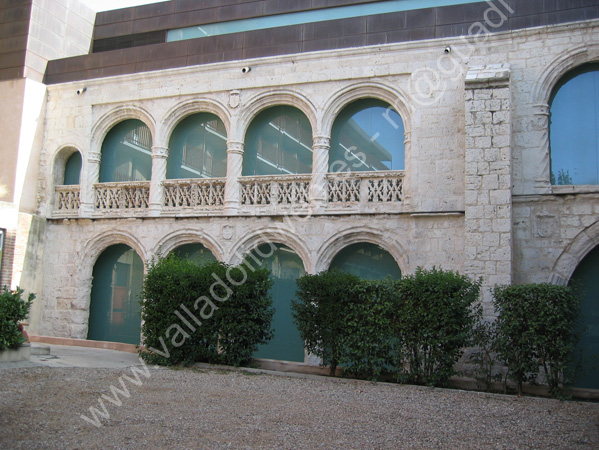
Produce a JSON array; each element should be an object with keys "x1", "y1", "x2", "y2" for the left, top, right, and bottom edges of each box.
[
  {"x1": 248, "y1": 243, "x2": 305, "y2": 362},
  {"x1": 570, "y1": 246, "x2": 599, "y2": 389},
  {"x1": 88, "y1": 244, "x2": 144, "y2": 345}
]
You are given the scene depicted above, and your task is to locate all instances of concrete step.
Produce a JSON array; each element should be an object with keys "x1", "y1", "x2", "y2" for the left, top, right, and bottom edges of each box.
[{"x1": 30, "y1": 344, "x2": 51, "y2": 356}]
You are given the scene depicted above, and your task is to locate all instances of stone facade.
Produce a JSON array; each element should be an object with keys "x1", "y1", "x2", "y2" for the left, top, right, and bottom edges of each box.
[{"x1": 1, "y1": 1, "x2": 598, "y2": 367}]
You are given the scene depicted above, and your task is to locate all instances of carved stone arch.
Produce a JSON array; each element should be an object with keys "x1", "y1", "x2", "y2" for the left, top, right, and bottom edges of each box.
[
  {"x1": 91, "y1": 106, "x2": 156, "y2": 154},
  {"x1": 150, "y1": 229, "x2": 225, "y2": 262},
  {"x1": 550, "y1": 219, "x2": 599, "y2": 285},
  {"x1": 321, "y1": 82, "x2": 412, "y2": 139},
  {"x1": 159, "y1": 98, "x2": 231, "y2": 149},
  {"x1": 51, "y1": 144, "x2": 82, "y2": 187},
  {"x1": 315, "y1": 227, "x2": 408, "y2": 274},
  {"x1": 228, "y1": 227, "x2": 313, "y2": 273},
  {"x1": 77, "y1": 231, "x2": 148, "y2": 321},
  {"x1": 529, "y1": 45, "x2": 599, "y2": 191},
  {"x1": 236, "y1": 90, "x2": 317, "y2": 143},
  {"x1": 531, "y1": 44, "x2": 599, "y2": 106}
]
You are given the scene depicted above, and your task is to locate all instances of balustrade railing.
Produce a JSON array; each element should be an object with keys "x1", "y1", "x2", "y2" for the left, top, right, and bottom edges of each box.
[
  {"x1": 163, "y1": 178, "x2": 225, "y2": 208},
  {"x1": 327, "y1": 171, "x2": 404, "y2": 204},
  {"x1": 54, "y1": 185, "x2": 80, "y2": 215},
  {"x1": 240, "y1": 175, "x2": 311, "y2": 207},
  {"x1": 95, "y1": 182, "x2": 150, "y2": 210},
  {"x1": 53, "y1": 172, "x2": 404, "y2": 217}
]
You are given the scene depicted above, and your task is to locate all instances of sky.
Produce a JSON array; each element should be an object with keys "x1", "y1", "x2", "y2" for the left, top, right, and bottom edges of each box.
[{"x1": 80, "y1": 0, "x2": 164, "y2": 12}]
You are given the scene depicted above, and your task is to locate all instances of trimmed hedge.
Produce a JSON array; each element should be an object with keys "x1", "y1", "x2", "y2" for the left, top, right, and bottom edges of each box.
[
  {"x1": 293, "y1": 267, "x2": 481, "y2": 385},
  {"x1": 395, "y1": 267, "x2": 482, "y2": 386},
  {"x1": 0, "y1": 286, "x2": 34, "y2": 351},
  {"x1": 293, "y1": 269, "x2": 361, "y2": 375},
  {"x1": 492, "y1": 283, "x2": 580, "y2": 397},
  {"x1": 139, "y1": 256, "x2": 274, "y2": 367}
]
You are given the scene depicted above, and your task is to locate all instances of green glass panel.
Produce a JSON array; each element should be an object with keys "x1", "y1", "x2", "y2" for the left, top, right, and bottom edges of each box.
[
  {"x1": 167, "y1": 113, "x2": 227, "y2": 179},
  {"x1": 330, "y1": 99, "x2": 405, "y2": 172},
  {"x1": 569, "y1": 246, "x2": 599, "y2": 389},
  {"x1": 63, "y1": 152, "x2": 82, "y2": 185},
  {"x1": 88, "y1": 244, "x2": 144, "y2": 345},
  {"x1": 167, "y1": 0, "x2": 482, "y2": 42},
  {"x1": 172, "y1": 243, "x2": 217, "y2": 265},
  {"x1": 99, "y1": 120, "x2": 153, "y2": 182},
  {"x1": 246, "y1": 243, "x2": 305, "y2": 362},
  {"x1": 330, "y1": 242, "x2": 401, "y2": 280},
  {"x1": 243, "y1": 106, "x2": 313, "y2": 176},
  {"x1": 550, "y1": 64, "x2": 599, "y2": 185}
]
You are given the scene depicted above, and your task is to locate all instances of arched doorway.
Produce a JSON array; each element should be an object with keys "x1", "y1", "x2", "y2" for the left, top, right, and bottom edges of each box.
[
  {"x1": 569, "y1": 245, "x2": 599, "y2": 389},
  {"x1": 330, "y1": 242, "x2": 401, "y2": 280},
  {"x1": 171, "y1": 243, "x2": 217, "y2": 264},
  {"x1": 88, "y1": 244, "x2": 144, "y2": 345},
  {"x1": 246, "y1": 243, "x2": 305, "y2": 362}
]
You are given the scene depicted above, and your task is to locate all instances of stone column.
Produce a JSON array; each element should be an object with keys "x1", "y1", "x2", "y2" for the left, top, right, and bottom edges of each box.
[
  {"x1": 149, "y1": 146, "x2": 169, "y2": 216},
  {"x1": 532, "y1": 103, "x2": 551, "y2": 193},
  {"x1": 464, "y1": 64, "x2": 512, "y2": 318},
  {"x1": 310, "y1": 136, "x2": 330, "y2": 210},
  {"x1": 79, "y1": 151, "x2": 101, "y2": 217},
  {"x1": 224, "y1": 140, "x2": 244, "y2": 214},
  {"x1": 401, "y1": 130, "x2": 412, "y2": 210}
]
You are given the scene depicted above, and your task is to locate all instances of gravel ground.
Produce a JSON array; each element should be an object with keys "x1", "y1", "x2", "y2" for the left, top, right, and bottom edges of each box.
[{"x1": 1, "y1": 365, "x2": 598, "y2": 450}]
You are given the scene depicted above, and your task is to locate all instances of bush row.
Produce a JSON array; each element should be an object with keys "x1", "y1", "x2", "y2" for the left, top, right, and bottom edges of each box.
[
  {"x1": 139, "y1": 256, "x2": 274, "y2": 367},
  {"x1": 293, "y1": 270, "x2": 581, "y2": 396},
  {"x1": 293, "y1": 267, "x2": 482, "y2": 385}
]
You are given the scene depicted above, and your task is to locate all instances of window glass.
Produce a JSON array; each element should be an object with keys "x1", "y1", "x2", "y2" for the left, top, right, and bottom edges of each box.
[
  {"x1": 330, "y1": 242, "x2": 401, "y2": 280},
  {"x1": 99, "y1": 120, "x2": 153, "y2": 183},
  {"x1": 171, "y1": 243, "x2": 217, "y2": 265},
  {"x1": 63, "y1": 151, "x2": 82, "y2": 185},
  {"x1": 167, "y1": 113, "x2": 227, "y2": 179},
  {"x1": 329, "y1": 99, "x2": 404, "y2": 172},
  {"x1": 243, "y1": 106, "x2": 313, "y2": 176},
  {"x1": 550, "y1": 64, "x2": 599, "y2": 185}
]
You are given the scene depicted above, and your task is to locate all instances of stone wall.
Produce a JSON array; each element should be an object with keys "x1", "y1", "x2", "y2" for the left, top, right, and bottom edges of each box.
[{"x1": 30, "y1": 18, "x2": 599, "y2": 341}]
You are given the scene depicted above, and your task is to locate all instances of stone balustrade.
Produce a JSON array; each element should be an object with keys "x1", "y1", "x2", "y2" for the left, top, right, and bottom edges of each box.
[{"x1": 53, "y1": 171, "x2": 404, "y2": 217}]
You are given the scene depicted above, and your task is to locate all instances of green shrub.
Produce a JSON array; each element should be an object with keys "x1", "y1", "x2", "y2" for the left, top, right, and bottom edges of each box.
[
  {"x1": 0, "y1": 286, "x2": 35, "y2": 351},
  {"x1": 493, "y1": 283, "x2": 580, "y2": 397},
  {"x1": 394, "y1": 267, "x2": 481, "y2": 386},
  {"x1": 293, "y1": 269, "x2": 362, "y2": 375},
  {"x1": 139, "y1": 256, "x2": 274, "y2": 367},
  {"x1": 339, "y1": 279, "x2": 397, "y2": 380}
]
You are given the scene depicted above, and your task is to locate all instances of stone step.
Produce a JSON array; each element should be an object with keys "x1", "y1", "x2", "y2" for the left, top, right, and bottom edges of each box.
[{"x1": 30, "y1": 344, "x2": 51, "y2": 356}]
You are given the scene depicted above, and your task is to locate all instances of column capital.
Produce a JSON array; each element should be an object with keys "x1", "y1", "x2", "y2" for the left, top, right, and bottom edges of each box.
[
  {"x1": 152, "y1": 146, "x2": 169, "y2": 158},
  {"x1": 88, "y1": 151, "x2": 101, "y2": 163},
  {"x1": 313, "y1": 135, "x2": 330, "y2": 148},
  {"x1": 227, "y1": 141, "x2": 244, "y2": 154},
  {"x1": 532, "y1": 103, "x2": 550, "y2": 116}
]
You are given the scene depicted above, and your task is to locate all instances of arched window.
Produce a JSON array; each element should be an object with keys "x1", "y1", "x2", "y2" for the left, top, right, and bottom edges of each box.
[
  {"x1": 167, "y1": 113, "x2": 227, "y2": 179},
  {"x1": 329, "y1": 99, "x2": 404, "y2": 173},
  {"x1": 63, "y1": 151, "x2": 82, "y2": 185},
  {"x1": 330, "y1": 242, "x2": 401, "y2": 280},
  {"x1": 243, "y1": 106, "x2": 313, "y2": 176},
  {"x1": 88, "y1": 244, "x2": 144, "y2": 345},
  {"x1": 99, "y1": 120, "x2": 152, "y2": 182},
  {"x1": 171, "y1": 243, "x2": 216, "y2": 264},
  {"x1": 550, "y1": 63, "x2": 599, "y2": 186},
  {"x1": 244, "y1": 243, "x2": 305, "y2": 362}
]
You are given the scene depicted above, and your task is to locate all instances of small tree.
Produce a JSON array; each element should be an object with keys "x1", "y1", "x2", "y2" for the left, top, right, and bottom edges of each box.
[
  {"x1": 394, "y1": 267, "x2": 481, "y2": 386},
  {"x1": 293, "y1": 270, "x2": 361, "y2": 375},
  {"x1": 0, "y1": 286, "x2": 35, "y2": 351},
  {"x1": 493, "y1": 283, "x2": 580, "y2": 397}
]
